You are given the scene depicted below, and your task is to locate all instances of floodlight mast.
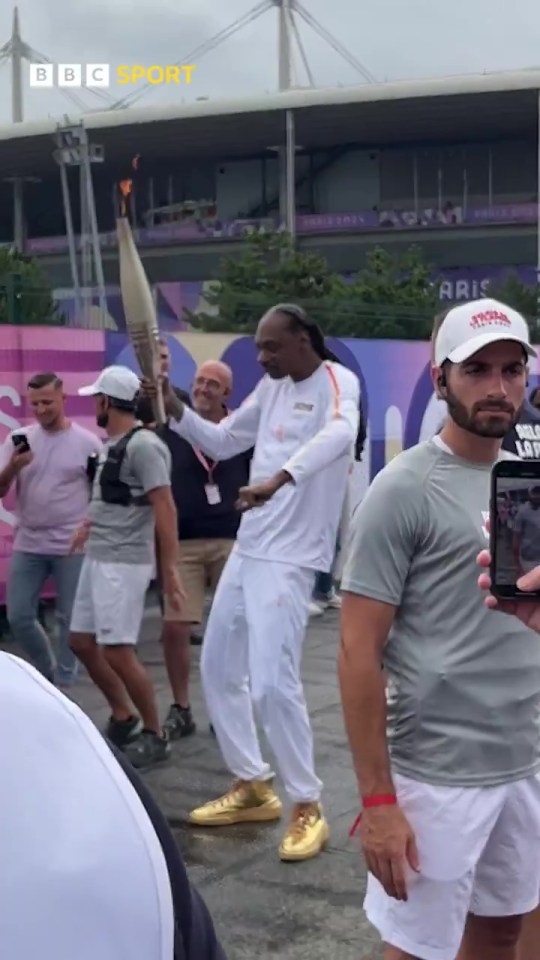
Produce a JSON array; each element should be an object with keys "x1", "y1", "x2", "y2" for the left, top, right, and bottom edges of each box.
[
  {"x1": 0, "y1": 7, "x2": 117, "y2": 252},
  {"x1": 0, "y1": 3, "x2": 378, "y2": 260},
  {"x1": 110, "y1": 0, "x2": 376, "y2": 109}
]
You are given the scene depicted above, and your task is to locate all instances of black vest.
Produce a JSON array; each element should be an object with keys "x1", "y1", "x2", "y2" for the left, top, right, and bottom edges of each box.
[{"x1": 98, "y1": 427, "x2": 150, "y2": 506}]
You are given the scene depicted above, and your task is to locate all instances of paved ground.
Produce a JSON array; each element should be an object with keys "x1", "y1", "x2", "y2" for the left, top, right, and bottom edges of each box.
[{"x1": 4, "y1": 603, "x2": 383, "y2": 960}]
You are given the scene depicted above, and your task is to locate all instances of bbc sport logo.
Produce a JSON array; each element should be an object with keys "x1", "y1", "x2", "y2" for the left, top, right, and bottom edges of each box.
[{"x1": 29, "y1": 64, "x2": 196, "y2": 88}]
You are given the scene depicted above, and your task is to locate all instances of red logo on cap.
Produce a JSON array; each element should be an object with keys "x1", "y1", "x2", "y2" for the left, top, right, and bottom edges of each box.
[{"x1": 470, "y1": 310, "x2": 511, "y2": 330}]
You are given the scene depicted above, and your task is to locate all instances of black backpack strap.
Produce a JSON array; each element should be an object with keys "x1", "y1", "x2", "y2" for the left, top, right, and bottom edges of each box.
[
  {"x1": 102, "y1": 426, "x2": 149, "y2": 507},
  {"x1": 112, "y1": 425, "x2": 145, "y2": 458},
  {"x1": 108, "y1": 743, "x2": 227, "y2": 960}
]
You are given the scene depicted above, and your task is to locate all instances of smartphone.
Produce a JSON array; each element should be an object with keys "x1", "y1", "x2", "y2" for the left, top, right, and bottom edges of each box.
[
  {"x1": 12, "y1": 434, "x2": 30, "y2": 453},
  {"x1": 490, "y1": 460, "x2": 540, "y2": 600}
]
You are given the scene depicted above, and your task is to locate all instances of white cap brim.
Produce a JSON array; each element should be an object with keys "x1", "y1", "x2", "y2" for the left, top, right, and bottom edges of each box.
[
  {"x1": 445, "y1": 331, "x2": 537, "y2": 365},
  {"x1": 77, "y1": 381, "x2": 101, "y2": 396}
]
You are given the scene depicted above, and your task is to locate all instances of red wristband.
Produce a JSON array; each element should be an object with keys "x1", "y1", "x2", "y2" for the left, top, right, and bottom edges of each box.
[
  {"x1": 349, "y1": 794, "x2": 397, "y2": 837},
  {"x1": 363, "y1": 793, "x2": 397, "y2": 809}
]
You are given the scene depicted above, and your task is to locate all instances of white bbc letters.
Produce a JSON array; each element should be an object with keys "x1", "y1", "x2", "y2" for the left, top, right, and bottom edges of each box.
[
  {"x1": 29, "y1": 64, "x2": 54, "y2": 87},
  {"x1": 86, "y1": 64, "x2": 109, "y2": 87},
  {"x1": 29, "y1": 63, "x2": 110, "y2": 88},
  {"x1": 58, "y1": 64, "x2": 82, "y2": 87}
]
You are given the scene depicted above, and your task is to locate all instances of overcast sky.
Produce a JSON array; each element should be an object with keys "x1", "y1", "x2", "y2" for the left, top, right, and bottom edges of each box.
[{"x1": 0, "y1": 0, "x2": 539, "y2": 124}]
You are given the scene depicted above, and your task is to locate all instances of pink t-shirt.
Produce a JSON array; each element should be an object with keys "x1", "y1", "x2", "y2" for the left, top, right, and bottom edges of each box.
[{"x1": 0, "y1": 422, "x2": 102, "y2": 555}]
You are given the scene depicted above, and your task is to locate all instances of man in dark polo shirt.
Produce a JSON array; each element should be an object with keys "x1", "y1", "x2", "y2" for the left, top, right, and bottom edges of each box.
[{"x1": 138, "y1": 361, "x2": 250, "y2": 739}]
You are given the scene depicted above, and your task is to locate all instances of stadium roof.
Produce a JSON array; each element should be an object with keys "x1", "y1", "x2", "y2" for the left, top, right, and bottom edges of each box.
[{"x1": 1, "y1": 68, "x2": 539, "y2": 177}]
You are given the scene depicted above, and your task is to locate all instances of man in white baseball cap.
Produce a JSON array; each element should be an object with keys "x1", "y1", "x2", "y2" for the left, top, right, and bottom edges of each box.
[
  {"x1": 78, "y1": 364, "x2": 142, "y2": 403},
  {"x1": 434, "y1": 297, "x2": 536, "y2": 367},
  {"x1": 69, "y1": 365, "x2": 185, "y2": 770},
  {"x1": 340, "y1": 299, "x2": 540, "y2": 960}
]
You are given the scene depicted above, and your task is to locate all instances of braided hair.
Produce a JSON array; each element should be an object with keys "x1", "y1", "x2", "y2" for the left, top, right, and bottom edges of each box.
[{"x1": 272, "y1": 303, "x2": 366, "y2": 461}]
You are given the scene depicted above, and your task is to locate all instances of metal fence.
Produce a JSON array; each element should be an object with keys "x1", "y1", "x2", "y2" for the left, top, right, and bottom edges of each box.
[
  {"x1": 2, "y1": 278, "x2": 539, "y2": 340},
  {"x1": 0, "y1": 277, "x2": 66, "y2": 326},
  {"x1": 186, "y1": 294, "x2": 437, "y2": 339}
]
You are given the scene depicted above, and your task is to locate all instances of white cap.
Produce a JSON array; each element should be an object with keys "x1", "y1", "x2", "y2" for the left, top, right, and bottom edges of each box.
[
  {"x1": 434, "y1": 298, "x2": 536, "y2": 366},
  {"x1": 78, "y1": 365, "x2": 140, "y2": 402}
]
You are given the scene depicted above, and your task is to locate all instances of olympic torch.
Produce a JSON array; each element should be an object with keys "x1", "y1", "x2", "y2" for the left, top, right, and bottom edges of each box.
[{"x1": 117, "y1": 157, "x2": 166, "y2": 423}]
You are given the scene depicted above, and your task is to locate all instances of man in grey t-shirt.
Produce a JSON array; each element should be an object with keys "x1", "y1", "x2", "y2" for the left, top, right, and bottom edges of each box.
[
  {"x1": 69, "y1": 366, "x2": 184, "y2": 770},
  {"x1": 340, "y1": 298, "x2": 540, "y2": 960}
]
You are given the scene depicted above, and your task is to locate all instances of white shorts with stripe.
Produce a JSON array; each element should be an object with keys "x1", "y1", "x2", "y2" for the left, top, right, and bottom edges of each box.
[{"x1": 365, "y1": 771, "x2": 540, "y2": 960}]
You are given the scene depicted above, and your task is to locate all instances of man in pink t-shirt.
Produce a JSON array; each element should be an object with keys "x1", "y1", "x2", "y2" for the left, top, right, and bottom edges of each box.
[{"x1": 0, "y1": 373, "x2": 102, "y2": 686}]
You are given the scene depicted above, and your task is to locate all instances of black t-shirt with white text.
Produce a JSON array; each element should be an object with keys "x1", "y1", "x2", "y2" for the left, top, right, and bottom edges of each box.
[
  {"x1": 502, "y1": 401, "x2": 540, "y2": 460},
  {"x1": 158, "y1": 425, "x2": 251, "y2": 540}
]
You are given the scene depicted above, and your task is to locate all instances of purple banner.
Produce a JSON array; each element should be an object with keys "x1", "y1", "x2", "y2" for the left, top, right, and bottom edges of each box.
[{"x1": 24, "y1": 202, "x2": 537, "y2": 255}]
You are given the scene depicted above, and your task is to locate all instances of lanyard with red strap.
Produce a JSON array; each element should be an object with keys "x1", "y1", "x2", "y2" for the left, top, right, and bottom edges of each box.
[
  {"x1": 190, "y1": 407, "x2": 229, "y2": 482},
  {"x1": 192, "y1": 447, "x2": 218, "y2": 483}
]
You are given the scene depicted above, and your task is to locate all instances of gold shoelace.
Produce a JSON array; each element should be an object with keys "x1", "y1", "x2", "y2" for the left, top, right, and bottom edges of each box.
[
  {"x1": 209, "y1": 779, "x2": 247, "y2": 808},
  {"x1": 287, "y1": 804, "x2": 318, "y2": 841}
]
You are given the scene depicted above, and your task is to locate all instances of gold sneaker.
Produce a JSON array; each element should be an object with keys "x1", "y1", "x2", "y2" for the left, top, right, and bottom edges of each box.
[
  {"x1": 278, "y1": 802, "x2": 329, "y2": 862},
  {"x1": 189, "y1": 779, "x2": 283, "y2": 826}
]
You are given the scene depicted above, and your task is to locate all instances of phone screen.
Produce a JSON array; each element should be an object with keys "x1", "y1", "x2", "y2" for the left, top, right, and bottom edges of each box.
[
  {"x1": 491, "y1": 462, "x2": 540, "y2": 598},
  {"x1": 12, "y1": 434, "x2": 30, "y2": 452}
]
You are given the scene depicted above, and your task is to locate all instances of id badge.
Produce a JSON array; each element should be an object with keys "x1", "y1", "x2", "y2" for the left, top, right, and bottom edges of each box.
[{"x1": 205, "y1": 483, "x2": 221, "y2": 505}]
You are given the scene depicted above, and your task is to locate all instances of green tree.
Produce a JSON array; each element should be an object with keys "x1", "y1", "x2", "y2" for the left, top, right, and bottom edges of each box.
[
  {"x1": 0, "y1": 247, "x2": 62, "y2": 325},
  {"x1": 186, "y1": 233, "x2": 439, "y2": 339},
  {"x1": 486, "y1": 271, "x2": 539, "y2": 334}
]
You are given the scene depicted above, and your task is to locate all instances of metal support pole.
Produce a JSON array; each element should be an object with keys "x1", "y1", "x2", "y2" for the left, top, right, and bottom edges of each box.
[
  {"x1": 285, "y1": 109, "x2": 296, "y2": 237},
  {"x1": 11, "y1": 8, "x2": 23, "y2": 123},
  {"x1": 59, "y1": 161, "x2": 82, "y2": 319},
  {"x1": 278, "y1": 0, "x2": 292, "y2": 90},
  {"x1": 85, "y1": 161, "x2": 107, "y2": 323},
  {"x1": 12, "y1": 179, "x2": 24, "y2": 250},
  {"x1": 79, "y1": 157, "x2": 90, "y2": 326},
  {"x1": 279, "y1": 147, "x2": 287, "y2": 225},
  {"x1": 488, "y1": 147, "x2": 493, "y2": 206}
]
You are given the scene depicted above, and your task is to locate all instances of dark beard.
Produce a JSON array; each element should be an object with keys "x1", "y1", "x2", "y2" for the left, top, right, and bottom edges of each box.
[
  {"x1": 96, "y1": 412, "x2": 109, "y2": 428},
  {"x1": 445, "y1": 385, "x2": 520, "y2": 438}
]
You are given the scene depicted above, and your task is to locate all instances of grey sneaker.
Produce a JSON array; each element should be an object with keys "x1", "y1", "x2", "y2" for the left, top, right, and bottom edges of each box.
[
  {"x1": 163, "y1": 704, "x2": 196, "y2": 740},
  {"x1": 105, "y1": 715, "x2": 143, "y2": 749},
  {"x1": 123, "y1": 729, "x2": 171, "y2": 770}
]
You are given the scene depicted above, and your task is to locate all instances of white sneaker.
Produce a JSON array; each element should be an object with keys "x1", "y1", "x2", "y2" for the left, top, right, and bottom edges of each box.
[
  {"x1": 327, "y1": 592, "x2": 342, "y2": 610},
  {"x1": 309, "y1": 600, "x2": 326, "y2": 617}
]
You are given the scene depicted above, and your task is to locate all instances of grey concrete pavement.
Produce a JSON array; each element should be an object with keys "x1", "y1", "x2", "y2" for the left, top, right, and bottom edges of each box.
[{"x1": 4, "y1": 603, "x2": 383, "y2": 960}]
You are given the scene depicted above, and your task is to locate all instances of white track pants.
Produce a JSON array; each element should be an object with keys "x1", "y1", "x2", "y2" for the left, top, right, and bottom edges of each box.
[{"x1": 201, "y1": 549, "x2": 322, "y2": 804}]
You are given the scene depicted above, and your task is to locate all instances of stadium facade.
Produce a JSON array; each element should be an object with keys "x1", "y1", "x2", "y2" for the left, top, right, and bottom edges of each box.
[{"x1": 0, "y1": 68, "x2": 539, "y2": 313}]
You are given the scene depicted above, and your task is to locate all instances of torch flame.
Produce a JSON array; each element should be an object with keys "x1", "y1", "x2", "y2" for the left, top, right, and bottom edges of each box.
[{"x1": 118, "y1": 156, "x2": 140, "y2": 217}]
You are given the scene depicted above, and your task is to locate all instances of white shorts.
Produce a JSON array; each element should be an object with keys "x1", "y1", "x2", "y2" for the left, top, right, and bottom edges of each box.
[
  {"x1": 365, "y1": 771, "x2": 540, "y2": 960},
  {"x1": 70, "y1": 557, "x2": 153, "y2": 646}
]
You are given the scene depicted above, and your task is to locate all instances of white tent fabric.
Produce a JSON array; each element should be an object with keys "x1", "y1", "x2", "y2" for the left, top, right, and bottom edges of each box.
[{"x1": 0, "y1": 652, "x2": 174, "y2": 959}]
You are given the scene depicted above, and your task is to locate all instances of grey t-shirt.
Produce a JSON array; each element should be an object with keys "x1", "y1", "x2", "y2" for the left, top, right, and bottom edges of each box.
[
  {"x1": 87, "y1": 428, "x2": 171, "y2": 565},
  {"x1": 341, "y1": 438, "x2": 540, "y2": 788}
]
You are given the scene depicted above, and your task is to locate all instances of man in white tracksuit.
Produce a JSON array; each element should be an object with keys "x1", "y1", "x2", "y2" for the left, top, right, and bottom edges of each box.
[{"x1": 149, "y1": 304, "x2": 359, "y2": 862}]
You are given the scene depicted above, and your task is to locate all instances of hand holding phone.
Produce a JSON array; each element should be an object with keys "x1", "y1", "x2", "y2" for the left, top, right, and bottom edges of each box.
[
  {"x1": 490, "y1": 460, "x2": 540, "y2": 600},
  {"x1": 12, "y1": 434, "x2": 30, "y2": 453},
  {"x1": 10, "y1": 434, "x2": 33, "y2": 471}
]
